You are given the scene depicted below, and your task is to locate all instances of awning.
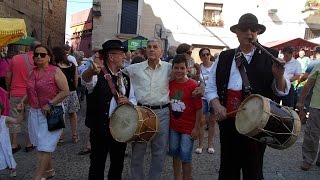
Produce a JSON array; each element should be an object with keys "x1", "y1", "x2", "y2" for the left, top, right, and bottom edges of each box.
[
  {"x1": 0, "y1": 18, "x2": 27, "y2": 47},
  {"x1": 10, "y1": 36, "x2": 36, "y2": 46},
  {"x1": 263, "y1": 38, "x2": 319, "y2": 51}
]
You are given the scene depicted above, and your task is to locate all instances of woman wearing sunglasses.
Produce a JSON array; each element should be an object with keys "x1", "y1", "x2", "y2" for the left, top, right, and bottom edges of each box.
[
  {"x1": 195, "y1": 48, "x2": 216, "y2": 154},
  {"x1": 176, "y1": 43, "x2": 201, "y2": 81},
  {"x1": 19, "y1": 44, "x2": 69, "y2": 180}
]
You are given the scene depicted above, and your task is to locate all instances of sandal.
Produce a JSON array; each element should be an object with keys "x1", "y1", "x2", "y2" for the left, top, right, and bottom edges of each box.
[
  {"x1": 58, "y1": 138, "x2": 65, "y2": 144},
  {"x1": 77, "y1": 147, "x2": 91, "y2": 155},
  {"x1": 9, "y1": 169, "x2": 17, "y2": 177},
  {"x1": 72, "y1": 134, "x2": 80, "y2": 143},
  {"x1": 208, "y1": 147, "x2": 215, "y2": 154},
  {"x1": 41, "y1": 169, "x2": 55, "y2": 180},
  {"x1": 195, "y1": 147, "x2": 203, "y2": 154}
]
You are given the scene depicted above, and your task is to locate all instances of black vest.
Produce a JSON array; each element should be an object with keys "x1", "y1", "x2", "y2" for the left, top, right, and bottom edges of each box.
[
  {"x1": 85, "y1": 70, "x2": 131, "y2": 133},
  {"x1": 216, "y1": 47, "x2": 278, "y2": 106}
]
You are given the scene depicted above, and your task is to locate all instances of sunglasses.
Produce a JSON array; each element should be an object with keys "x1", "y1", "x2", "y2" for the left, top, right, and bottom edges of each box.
[
  {"x1": 238, "y1": 26, "x2": 259, "y2": 32},
  {"x1": 33, "y1": 52, "x2": 47, "y2": 58},
  {"x1": 186, "y1": 51, "x2": 192, "y2": 55},
  {"x1": 200, "y1": 53, "x2": 211, "y2": 57}
]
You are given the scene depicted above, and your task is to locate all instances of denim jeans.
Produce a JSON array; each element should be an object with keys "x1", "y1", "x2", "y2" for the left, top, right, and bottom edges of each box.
[
  {"x1": 168, "y1": 129, "x2": 194, "y2": 162},
  {"x1": 131, "y1": 107, "x2": 169, "y2": 180}
]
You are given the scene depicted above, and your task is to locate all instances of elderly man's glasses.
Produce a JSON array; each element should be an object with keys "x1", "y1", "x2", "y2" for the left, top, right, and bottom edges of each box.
[
  {"x1": 33, "y1": 52, "x2": 47, "y2": 58},
  {"x1": 238, "y1": 26, "x2": 258, "y2": 32},
  {"x1": 200, "y1": 53, "x2": 210, "y2": 57}
]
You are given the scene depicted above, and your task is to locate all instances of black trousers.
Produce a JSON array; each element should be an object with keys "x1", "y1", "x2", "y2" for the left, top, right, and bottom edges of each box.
[
  {"x1": 88, "y1": 128, "x2": 127, "y2": 180},
  {"x1": 218, "y1": 119, "x2": 266, "y2": 180}
]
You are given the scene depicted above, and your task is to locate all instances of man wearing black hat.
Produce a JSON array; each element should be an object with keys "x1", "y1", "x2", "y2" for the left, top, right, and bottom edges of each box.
[
  {"x1": 82, "y1": 40, "x2": 137, "y2": 180},
  {"x1": 205, "y1": 13, "x2": 290, "y2": 179}
]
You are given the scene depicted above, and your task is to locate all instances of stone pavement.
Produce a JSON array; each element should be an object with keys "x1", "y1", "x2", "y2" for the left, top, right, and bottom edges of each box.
[{"x1": 1, "y1": 99, "x2": 320, "y2": 180}]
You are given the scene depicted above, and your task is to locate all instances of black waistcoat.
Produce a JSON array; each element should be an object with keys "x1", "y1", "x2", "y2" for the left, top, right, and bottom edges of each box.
[
  {"x1": 85, "y1": 70, "x2": 131, "y2": 133},
  {"x1": 216, "y1": 47, "x2": 278, "y2": 106}
]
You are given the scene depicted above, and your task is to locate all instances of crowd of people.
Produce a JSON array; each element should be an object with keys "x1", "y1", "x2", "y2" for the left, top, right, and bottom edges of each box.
[{"x1": 0, "y1": 12, "x2": 320, "y2": 180}]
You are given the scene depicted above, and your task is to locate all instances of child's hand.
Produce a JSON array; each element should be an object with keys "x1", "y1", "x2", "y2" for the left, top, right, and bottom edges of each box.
[{"x1": 191, "y1": 127, "x2": 199, "y2": 140}]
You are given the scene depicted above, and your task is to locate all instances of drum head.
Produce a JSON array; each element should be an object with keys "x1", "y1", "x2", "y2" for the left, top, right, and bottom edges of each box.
[
  {"x1": 235, "y1": 94, "x2": 270, "y2": 136},
  {"x1": 110, "y1": 104, "x2": 139, "y2": 142}
]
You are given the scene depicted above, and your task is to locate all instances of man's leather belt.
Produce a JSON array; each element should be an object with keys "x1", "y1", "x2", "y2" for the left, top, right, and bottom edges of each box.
[{"x1": 137, "y1": 103, "x2": 169, "y2": 110}]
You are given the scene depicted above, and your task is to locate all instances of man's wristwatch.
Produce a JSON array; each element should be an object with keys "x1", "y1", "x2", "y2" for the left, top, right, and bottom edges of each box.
[{"x1": 48, "y1": 102, "x2": 54, "y2": 109}]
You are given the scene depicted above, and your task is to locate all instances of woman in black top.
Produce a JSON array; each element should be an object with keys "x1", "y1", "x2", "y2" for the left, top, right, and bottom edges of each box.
[{"x1": 52, "y1": 46, "x2": 80, "y2": 143}]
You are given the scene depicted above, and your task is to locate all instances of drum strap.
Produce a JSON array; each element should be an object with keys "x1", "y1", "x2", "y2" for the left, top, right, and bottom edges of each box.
[
  {"x1": 235, "y1": 49, "x2": 252, "y2": 96},
  {"x1": 102, "y1": 67, "x2": 119, "y2": 102}
]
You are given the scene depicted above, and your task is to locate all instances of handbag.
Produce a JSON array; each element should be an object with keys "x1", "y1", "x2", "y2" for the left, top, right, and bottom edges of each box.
[
  {"x1": 33, "y1": 71, "x2": 65, "y2": 131},
  {"x1": 46, "y1": 105, "x2": 65, "y2": 131}
]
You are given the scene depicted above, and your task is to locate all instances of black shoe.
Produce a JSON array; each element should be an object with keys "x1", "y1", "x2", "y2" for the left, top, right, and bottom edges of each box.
[
  {"x1": 25, "y1": 145, "x2": 35, "y2": 152},
  {"x1": 12, "y1": 144, "x2": 21, "y2": 154},
  {"x1": 77, "y1": 148, "x2": 91, "y2": 155},
  {"x1": 316, "y1": 162, "x2": 320, "y2": 166}
]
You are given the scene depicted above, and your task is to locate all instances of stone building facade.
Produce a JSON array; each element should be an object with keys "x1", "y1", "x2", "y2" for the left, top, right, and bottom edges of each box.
[{"x1": 0, "y1": 0, "x2": 66, "y2": 47}]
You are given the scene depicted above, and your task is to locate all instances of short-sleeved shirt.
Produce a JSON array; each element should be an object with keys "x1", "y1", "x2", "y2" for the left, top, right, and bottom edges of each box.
[
  {"x1": 309, "y1": 64, "x2": 320, "y2": 109},
  {"x1": 169, "y1": 79, "x2": 202, "y2": 135},
  {"x1": 67, "y1": 55, "x2": 78, "y2": 67},
  {"x1": 284, "y1": 58, "x2": 302, "y2": 80},
  {"x1": 7, "y1": 52, "x2": 34, "y2": 97},
  {"x1": 297, "y1": 56, "x2": 311, "y2": 73},
  {"x1": 305, "y1": 59, "x2": 320, "y2": 74}
]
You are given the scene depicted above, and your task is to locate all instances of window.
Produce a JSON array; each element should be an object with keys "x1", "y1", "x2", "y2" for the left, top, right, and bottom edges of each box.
[
  {"x1": 120, "y1": 0, "x2": 138, "y2": 34},
  {"x1": 202, "y1": 3, "x2": 223, "y2": 27},
  {"x1": 305, "y1": 28, "x2": 320, "y2": 40}
]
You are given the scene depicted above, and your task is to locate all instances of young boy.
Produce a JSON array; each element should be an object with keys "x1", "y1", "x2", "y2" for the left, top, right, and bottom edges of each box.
[
  {"x1": 0, "y1": 102, "x2": 24, "y2": 177},
  {"x1": 168, "y1": 54, "x2": 202, "y2": 180}
]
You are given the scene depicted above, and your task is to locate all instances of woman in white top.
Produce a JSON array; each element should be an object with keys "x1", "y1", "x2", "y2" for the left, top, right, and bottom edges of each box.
[{"x1": 195, "y1": 48, "x2": 217, "y2": 154}]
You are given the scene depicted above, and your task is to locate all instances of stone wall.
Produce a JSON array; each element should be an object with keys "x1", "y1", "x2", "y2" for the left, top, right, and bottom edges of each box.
[{"x1": 0, "y1": 0, "x2": 66, "y2": 47}]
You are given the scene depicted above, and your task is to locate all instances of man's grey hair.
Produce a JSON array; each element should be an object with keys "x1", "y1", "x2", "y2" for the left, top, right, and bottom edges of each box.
[
  {"x1": 74, "y1": 51, "x2": 84, "y2": 59},
  {"x1": 147, "y1": 37, "x2": 163, "y2": 49}
]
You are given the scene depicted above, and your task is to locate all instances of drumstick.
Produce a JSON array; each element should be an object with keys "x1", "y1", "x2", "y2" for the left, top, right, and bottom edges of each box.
[{"x1": 226, "y1": 108, "x2": 245, "y2": 117}]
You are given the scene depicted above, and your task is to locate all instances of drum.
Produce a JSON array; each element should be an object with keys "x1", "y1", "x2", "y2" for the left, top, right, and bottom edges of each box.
[
  {"x1": 109, "y1": 104, "x2": 159, "y2": 143},
  {"x1": 235, "y1": 94, "x2": 301, "y2": 150}
]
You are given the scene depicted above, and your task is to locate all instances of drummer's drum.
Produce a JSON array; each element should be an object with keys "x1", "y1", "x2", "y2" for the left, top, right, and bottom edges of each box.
[
  {"x1": 235, "y1": 94, "x2": 301, "y2": 150},
  {"x1": 110, "y1": 104, "x2": 159, "y2": 143}
]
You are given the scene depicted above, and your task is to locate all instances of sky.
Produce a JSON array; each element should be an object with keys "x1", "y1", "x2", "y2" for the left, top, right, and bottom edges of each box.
[{"x1": 65, "y1": 0, "x2": 93, "y2": 43}]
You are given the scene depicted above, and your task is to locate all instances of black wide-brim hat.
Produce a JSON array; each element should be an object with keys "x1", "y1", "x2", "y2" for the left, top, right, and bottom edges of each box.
[
  {"x1": 102, "y1": 40, "x2": 127, "y2": 52},
  {"x1": 230, "y1": 13, "x2": 266, "y2": 35}
]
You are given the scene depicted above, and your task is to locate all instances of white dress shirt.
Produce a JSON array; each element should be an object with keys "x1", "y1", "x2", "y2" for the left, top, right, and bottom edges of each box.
[
  {"x1": 205, "y1": 49, "x2": 291, "y2": 102},
  {"x1": 123, "y1": 60, "x2": 172, "y2": 106}
]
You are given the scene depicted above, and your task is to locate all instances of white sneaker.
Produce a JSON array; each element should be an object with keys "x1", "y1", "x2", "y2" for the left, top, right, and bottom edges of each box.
[
  {"x1": 195, "y1": 147, "x2": 203, "y2": 154},
  {"x1": 208, "y1": 147, "x2": 215, "y2": 154}
]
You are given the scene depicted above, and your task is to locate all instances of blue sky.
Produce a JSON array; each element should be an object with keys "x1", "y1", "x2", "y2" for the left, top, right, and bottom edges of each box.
[{"x1": 65, "y1": 0, "x2": 92, "y2": 42}]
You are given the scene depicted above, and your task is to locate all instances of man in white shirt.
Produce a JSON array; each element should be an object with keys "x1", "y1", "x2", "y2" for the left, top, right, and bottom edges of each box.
[
  {"x1": 274, "y1": 46, "x2": 302, "y2": 107},
  {"x1": 124, "y1": 38, "x2": 172, "y2": 180}
]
